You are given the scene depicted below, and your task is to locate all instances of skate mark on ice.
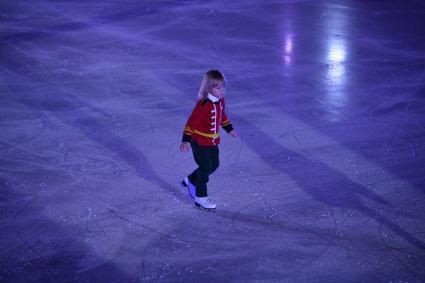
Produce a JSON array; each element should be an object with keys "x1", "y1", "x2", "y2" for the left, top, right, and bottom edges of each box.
[
  {"x1": 10, "y1": 201, "x2": 137, "y2": 281},
  {"x1": 0, "y1": 111, "x2": 47, "y2": 150},
  {"x1": 377, "y1": 194, "x2": 425, "y2": 278},
  {"x1": 13, "y1": 88, "x2": 179, "y2": 198},
  {"x1": 381, "y1": 71, "x2": 425, "y2": 156},
  {"x1": 11, "y1": 190, "x2": 57, "y2": 281},
  {"x1": 197, "y1": 204, "x2": 335, "y2": 279},
  {"x1": 235, "y1": 114, "x2": 425, "y2": 251}
]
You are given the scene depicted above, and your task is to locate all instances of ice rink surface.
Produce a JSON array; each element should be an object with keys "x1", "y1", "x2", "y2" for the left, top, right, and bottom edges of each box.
[{"x1": 1, "y1": 0, "x2": 425, "y2": 282}]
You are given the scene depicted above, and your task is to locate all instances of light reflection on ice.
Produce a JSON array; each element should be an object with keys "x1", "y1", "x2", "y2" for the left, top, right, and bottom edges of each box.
[
  {"x1": 324, "y1": 11, "x2": 348, "y2": 122},
  {"x1": 281, "y1": 6, "x2": 294, "y2": 78},
  {"x1": 284, "y1": 33, "x2": 293, "y2": 66},
  {"x1": 327, "y1": 39, "x2": 346, "y2": 87}
]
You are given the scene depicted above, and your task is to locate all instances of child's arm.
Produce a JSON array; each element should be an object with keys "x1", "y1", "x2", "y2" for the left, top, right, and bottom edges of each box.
[
  {"x1": 180, "y1": 100, "x2": 205, "y2": 152},
  {"x1": 221, "y1": 100, "x2": 237, "y2": 137}
]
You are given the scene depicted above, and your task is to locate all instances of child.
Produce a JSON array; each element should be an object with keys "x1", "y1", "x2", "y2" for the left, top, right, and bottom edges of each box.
[{"x1": 180, "y1": 69, "x2": 237, "y2": 209}]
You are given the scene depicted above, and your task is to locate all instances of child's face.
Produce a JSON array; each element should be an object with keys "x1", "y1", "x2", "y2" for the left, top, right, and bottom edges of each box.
[{"x1": 210, "y1": 83, "x2": 225, "y2": 99}]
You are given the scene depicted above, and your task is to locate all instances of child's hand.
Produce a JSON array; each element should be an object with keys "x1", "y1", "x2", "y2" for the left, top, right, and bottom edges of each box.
[
  {"x1": 229, "y1": 130, "x2": 238, "y2": 138},
  {"x1": 180, "y1": 142, "x2": 190, "y2": 152}
]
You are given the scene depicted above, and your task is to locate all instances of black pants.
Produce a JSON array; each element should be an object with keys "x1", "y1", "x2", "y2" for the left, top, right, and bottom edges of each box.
[{"x1": 188, "y1": 141, "x2": 219, "y2": 197}]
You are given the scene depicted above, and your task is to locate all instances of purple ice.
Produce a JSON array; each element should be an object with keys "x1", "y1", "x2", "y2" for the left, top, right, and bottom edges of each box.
[{"x1": 0, "y1": 0, "x2": 425, "y2": 282}]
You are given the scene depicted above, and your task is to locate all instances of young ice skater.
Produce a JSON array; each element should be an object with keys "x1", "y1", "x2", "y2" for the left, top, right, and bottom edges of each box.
[{"x1": 180, "y1": 69, "x2": 237, "y2": 209}]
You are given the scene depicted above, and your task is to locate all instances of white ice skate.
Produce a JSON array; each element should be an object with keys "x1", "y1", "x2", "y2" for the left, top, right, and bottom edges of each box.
[
  {"x1": 195, "y1": 197, "x2": 217, "y2": 209},
  {"x1": 182, "y1": 177, "x2": 195, "y2": 199}
]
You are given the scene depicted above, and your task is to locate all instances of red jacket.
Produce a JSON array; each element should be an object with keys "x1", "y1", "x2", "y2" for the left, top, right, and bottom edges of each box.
[{"x1": 182, "y1": 97, "x2": 234, "y2": 146}]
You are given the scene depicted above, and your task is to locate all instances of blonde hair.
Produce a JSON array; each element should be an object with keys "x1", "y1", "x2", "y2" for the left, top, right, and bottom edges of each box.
[{"x1": 198, "y1": 69, "x2": 226, "y2": 99}]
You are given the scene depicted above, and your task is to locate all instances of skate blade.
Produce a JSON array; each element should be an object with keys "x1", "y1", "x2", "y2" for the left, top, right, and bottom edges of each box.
[
  {"x1": 180, "y1": 180, "x2": 195, "y2": 199},
  {"x1": 195, "y1": 203, "x2": 216, "y2": 211}
]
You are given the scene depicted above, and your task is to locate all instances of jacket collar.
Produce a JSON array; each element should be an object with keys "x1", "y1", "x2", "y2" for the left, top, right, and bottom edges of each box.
[{"x1": 207, "y1": 93, "x2": 220, "y2": 103}]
